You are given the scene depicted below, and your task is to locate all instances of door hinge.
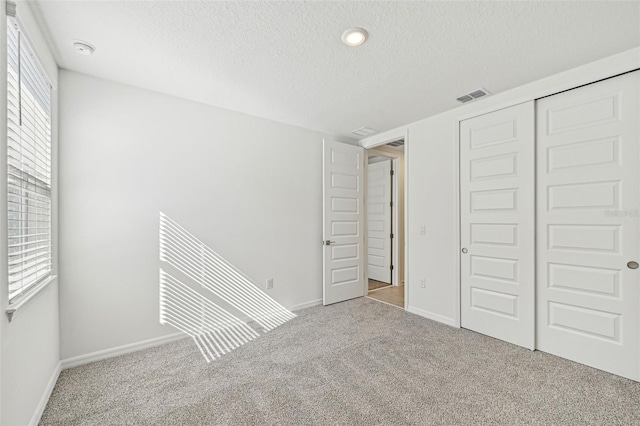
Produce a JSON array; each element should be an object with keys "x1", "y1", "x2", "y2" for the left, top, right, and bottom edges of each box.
[
  {"x1": 390, "y1": 265, "x2": 394, "y2": 270},
  {"x1": 390, "y1": 233, "x2": 394, "y2": 239},
  {"x1": 390, "y1": 170, "x2": 395, "y2": 176},
  {"x1": 390, "y1": 201, "x2": 393, "y2": 207}
]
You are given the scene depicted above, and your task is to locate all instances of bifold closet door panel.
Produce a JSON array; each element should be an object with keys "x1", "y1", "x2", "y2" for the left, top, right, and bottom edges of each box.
[
  {"x1": 536, "y1": 71, "x2": 640, "y2": 381},
  {"x1": 460, "y1": 101, "x2": 535, "y2": 349}
]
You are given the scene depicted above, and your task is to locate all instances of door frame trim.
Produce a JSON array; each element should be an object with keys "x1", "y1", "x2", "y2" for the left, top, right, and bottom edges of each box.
[
  {"x1": 454, "y1": 61, "x2": 640, "y2": 328},
  {"x1": 361, "y1": 130, "x2": 409, "y2": 310}
]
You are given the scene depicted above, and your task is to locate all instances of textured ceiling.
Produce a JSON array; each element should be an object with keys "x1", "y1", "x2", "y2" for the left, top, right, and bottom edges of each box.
[{"x1": 29, "y1": 1, "x2": 640, "y2": 139}]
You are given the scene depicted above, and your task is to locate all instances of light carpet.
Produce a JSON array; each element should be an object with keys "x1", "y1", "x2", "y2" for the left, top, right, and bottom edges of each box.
[{"x1": 41, "y1": 298, "x2": 640, "y2": 425}]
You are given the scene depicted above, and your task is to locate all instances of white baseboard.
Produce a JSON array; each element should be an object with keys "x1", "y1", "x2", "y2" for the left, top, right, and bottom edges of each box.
[
  {"x1": 61, "y1": 332, "x2": 187, "y2": 370},
  {"x1": 29, "y1": 361, "x2": 61, "y2": 426},
  {"x1": 407, "y1": 306, "x2": 457, "y2": 327},
  {"x1": 289, "y1": 298, "x2": 322, "y2": 311},
  {"x1": 60, "y1": 299, "x2": 322, "y2": 370}
]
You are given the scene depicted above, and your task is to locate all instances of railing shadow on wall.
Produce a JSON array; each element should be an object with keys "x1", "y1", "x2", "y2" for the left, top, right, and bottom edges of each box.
[{"x1": 159, "y1": 212, "x2": 296, "y2": 362}]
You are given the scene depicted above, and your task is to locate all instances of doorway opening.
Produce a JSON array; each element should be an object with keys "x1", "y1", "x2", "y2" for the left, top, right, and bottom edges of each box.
[{"x1": 365, "y1": 140, "x2": 405, "y2": 308}]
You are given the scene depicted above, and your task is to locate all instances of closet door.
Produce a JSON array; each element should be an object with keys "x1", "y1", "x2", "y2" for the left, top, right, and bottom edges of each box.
[
  {"x1": 536, "y1": 71, "x2": 640, "y2": 380},
  {"x1": 460, "y1": 101, "x2": 535, "y2": 349}
]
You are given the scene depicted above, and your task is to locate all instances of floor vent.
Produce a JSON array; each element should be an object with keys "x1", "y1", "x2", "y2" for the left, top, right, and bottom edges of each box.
[
  {"x1": 457, "y1": 88, "x2": 490, "y2": 103},
  {"x1": 351, "y1": 126, "x2": 379, "y2": 137}
]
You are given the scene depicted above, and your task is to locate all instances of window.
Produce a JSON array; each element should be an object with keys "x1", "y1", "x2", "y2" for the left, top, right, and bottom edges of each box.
[{"x1": 6, "y1": 12, "x2": 53, "y2": 302}]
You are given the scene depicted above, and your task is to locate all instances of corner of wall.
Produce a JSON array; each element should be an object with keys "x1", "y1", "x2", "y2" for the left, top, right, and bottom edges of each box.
[{"x1": 28, "y1": 361, "x2": 61, "y2": 426}]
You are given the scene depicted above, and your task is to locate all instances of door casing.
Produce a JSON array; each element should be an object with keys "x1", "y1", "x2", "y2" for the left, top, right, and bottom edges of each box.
[{"x1": 361, "y1": 132, "x2": 409, "y2": 309}]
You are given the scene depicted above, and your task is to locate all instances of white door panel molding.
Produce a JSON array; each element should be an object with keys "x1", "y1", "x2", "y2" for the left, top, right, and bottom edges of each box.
[
  {"x1": 460, "y1": 101, "x2": 535, "y2": 349},
  {"x1": 323, "y1": 140, "x2": 365, "y2": 305}
]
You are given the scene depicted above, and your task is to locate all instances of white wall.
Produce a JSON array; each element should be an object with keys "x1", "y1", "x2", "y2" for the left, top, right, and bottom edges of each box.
[
  {"x1": 58, "y1": 71, "x2": 343, "y2": 360},
  {"x1": 403, "y1": 115, "x2": 460, "y2": 322},
  {"x1": 363, "y1": 47, "x2": 640, "y2": 326},
  {"x1": 0, "y1": 1, "x2": 60, "y2": 425}
]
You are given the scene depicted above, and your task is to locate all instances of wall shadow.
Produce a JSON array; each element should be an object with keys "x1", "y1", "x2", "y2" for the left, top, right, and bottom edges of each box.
[
  {"x1": 159, "y1": 212, "x2": 296, "y2": 362},
  {"x1": 160, "y1": 270, "x2": 259, "y2": 362}
]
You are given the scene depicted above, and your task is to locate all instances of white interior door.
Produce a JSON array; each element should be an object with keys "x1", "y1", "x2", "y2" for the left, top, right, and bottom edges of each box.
[
  {"x1": 323, "y1": 139, "x2": 365, "y2": 305},
  {"x1": 536, "y1": 71, "x2": 640, "y2": 380},
  {"x1": 460, "y1": 101, "x2": 535, "y2": 349},
  {"x1": 367, "y1": 159, "x2": 392, "y2": 284}
]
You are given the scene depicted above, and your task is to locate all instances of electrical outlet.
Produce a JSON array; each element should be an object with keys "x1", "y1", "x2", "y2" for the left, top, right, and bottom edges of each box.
[
  {"x1": 420, "y1": 279, "x2": 426, "y2": 288},
  {"x1": 266, "y1": 278, "x2": 274, "y2": 290},
  {"x1": 419, "y1": 225, "x2": 426, "y2": 235}
]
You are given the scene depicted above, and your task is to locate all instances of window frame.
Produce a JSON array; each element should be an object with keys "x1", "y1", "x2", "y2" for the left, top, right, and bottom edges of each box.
[{"x1": 4, "y1": 4, "x2": 56, "y2": 315}]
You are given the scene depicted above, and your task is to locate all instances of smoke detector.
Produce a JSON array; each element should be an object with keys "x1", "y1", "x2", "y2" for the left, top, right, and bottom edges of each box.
[
  {"x1": 73, "y1": 41, "x2": 96, "y2": 56},
  {"x1": 456, "y1": 88, "x2": 490, "y2": 103}
]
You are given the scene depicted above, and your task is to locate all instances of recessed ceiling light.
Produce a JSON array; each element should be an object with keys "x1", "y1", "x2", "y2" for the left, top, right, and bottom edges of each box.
[
  {"x1": 342, "y1": 28, "x2": 368, "y2": 47},
  {"x1": 72, "y1": 41, "x2": 96, "y2": 56}
]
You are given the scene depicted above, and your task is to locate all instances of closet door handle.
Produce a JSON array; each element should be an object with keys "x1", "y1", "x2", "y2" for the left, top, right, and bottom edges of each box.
[
  {"x1": 461, "y1": 248, "x2": 468, "y2": 254},
  {"x1": 627, "y1": 261, "x2": 639, "y2": 270}
]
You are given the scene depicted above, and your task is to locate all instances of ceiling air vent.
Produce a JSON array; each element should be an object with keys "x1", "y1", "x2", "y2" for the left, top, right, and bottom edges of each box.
[
  {"x1": 351, "y1": 126, "x2": 379, "y2": 137},
  {"x1": 456, "y1": 94, "x2": 473, "y2": 103},
  {"x1": 387, "y1": 139, "x2": 404, "y2": 147},
  {"x1": 456, "y1": 88, "x2": 490, "y2": 103}
]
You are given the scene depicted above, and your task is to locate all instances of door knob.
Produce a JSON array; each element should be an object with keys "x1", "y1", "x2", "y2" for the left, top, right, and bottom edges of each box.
[
  {"x1": 461, "y1": 248, "x2": 468, "y2": 254},
  {"x1": 627, "y1": 261, "x2": 639, "y2": 270},
  {"x1": 324, "y1": 240, "x2": 336, "y2": 246}
]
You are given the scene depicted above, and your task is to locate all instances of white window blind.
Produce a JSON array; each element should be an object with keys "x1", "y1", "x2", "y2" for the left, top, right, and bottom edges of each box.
[{"x1": 6, "y1": 13, "x2": 53, "y2": 302}]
